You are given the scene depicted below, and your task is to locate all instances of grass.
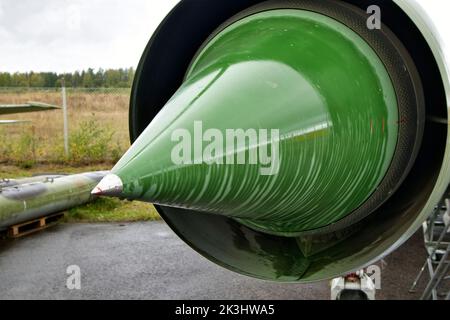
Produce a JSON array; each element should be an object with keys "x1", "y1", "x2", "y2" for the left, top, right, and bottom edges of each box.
[
  {"x1": 0, "y1": 163, "x2": 109, "y2": 178},
  {"x1": 64, "y1": 198, "x2": 160, "y2": 223},
  {"x1": 0, "y1": 89, "x2": 130, "y2": 165},
  {"x1": 0, "y1": 89, "x2": 160, "y2": 223},
  {"x1": 0, "y1": 163, "x2": 161, "y2": 223}
]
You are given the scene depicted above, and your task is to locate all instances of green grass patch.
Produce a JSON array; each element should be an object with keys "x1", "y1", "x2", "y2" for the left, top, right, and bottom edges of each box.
[
  {"x1": 0, "y1": 163, "x2": 110, "y2": 179},
  {"x1": 64, "y1": 198, "x2": 160, "y2": 223},
  {"x1": 0, "y1": 119, "x2": 125, "y2": 167}
]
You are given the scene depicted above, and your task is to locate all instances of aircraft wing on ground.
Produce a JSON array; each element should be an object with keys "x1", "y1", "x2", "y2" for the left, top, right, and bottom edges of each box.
[
  {"x1": 0, "y1": 120, "x2": 31, "y2": 125},
  {"x1": 0, "y1": 101, "x2": 61, "y2": 115}
]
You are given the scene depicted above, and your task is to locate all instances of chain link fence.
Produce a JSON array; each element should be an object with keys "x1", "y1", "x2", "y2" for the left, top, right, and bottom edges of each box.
[{"x1": 0, "y1": 87, "x2": 131, "y2": 166}]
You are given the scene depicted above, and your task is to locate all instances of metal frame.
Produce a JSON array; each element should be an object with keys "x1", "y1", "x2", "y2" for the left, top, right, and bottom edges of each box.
[{"x1": 410, "y1": 194, "x2": 450, "y2": 300}]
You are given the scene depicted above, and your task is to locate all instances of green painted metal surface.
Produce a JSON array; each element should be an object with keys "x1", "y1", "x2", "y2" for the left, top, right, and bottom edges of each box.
[
  {"x1": 112, "y1": 9, "x2": 398, "y2": 235},
  {"x1": 111, "y1": 0, "x2": 448, "y2": 283}
]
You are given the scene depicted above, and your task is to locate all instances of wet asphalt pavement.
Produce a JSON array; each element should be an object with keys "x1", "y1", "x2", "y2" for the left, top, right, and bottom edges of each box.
[{"x1": 0, "y1": 221, "x2": 429, "y2": 300}]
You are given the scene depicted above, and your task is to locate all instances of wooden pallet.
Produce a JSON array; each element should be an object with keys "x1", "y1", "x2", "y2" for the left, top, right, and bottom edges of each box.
[{"x1": 8, "y1": 212, "x2": 65, "y2": 238}]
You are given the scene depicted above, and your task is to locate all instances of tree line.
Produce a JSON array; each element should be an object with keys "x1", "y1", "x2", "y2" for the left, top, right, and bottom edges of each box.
[{"x1": 0, "y1": 68, "x2": 135, "y2": 88}]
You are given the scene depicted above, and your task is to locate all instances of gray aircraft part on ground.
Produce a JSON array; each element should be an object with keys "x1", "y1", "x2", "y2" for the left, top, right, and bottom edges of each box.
[
  {"x1": 0, "y1": 171, "x2": 108, "y2": 230},
  {"x1": 0, "y1": 120, "x2": 30, "y2": 125},
  {"x1": 0, "y1": 175, "x2": 65, "y2": 188},
  {"x1": 0, "y1": 101, "x2": 61, "y2": 125},
  {"x1": 0, "y1": 102, "x2": 61, "y2": 115}
]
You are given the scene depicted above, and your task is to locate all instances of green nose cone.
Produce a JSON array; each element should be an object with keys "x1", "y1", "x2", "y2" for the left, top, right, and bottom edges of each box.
[{"x1": 106, "y1": 9, "x2": 399, "y2": 236}]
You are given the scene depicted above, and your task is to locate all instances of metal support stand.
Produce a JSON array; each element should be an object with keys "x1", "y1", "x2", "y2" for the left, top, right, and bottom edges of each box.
[{"x1": 410, "y1": 195, "x2": 450, "y2": 300}]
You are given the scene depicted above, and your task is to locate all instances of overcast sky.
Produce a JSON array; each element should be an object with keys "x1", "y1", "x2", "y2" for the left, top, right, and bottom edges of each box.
[
  {"x1": 0, "y1": 0, "x2": 178, "y2": 73},
  {"x1": 0, "y1": 0, "x2": 448, "y2": 73}
]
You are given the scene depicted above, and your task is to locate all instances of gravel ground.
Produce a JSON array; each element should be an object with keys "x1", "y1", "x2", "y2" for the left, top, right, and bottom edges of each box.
[{"x1": 0, "y1": 221, "x2": 429, "y2": 300}]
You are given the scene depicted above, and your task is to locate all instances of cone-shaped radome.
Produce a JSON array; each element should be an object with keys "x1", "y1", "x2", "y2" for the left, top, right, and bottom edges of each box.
[
  {"x1": 97, "y1": 10, "x2": 401, "y2": 236},
  {"x1": 91, "y1": 174, "x2": 123, "y2": 197}
]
